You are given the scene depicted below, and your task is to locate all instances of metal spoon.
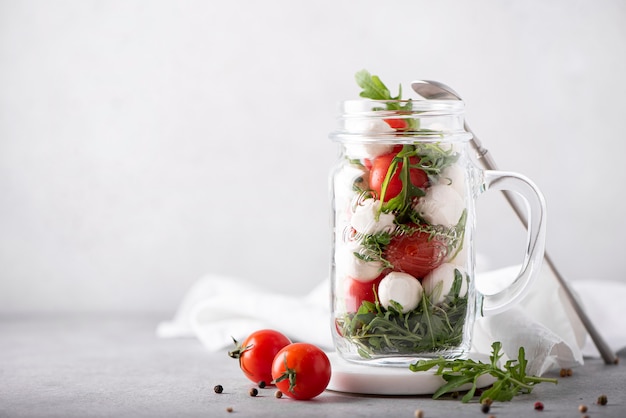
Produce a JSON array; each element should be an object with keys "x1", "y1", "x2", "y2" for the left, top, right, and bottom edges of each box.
[{"x1": 411, "y1": 80, "x2": 618, "y2": 365}]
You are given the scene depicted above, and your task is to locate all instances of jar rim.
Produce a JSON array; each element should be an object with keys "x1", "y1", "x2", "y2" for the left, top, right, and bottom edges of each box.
[
  {"x1": 331, "y1": 99, "x2": 471, "y2": 143},
  {"x1": 339, "y1": 99, "x2": 466, "y2": 115},
  {"x1": 330, "y1": 132, "x2": 473, "y2": 144}
]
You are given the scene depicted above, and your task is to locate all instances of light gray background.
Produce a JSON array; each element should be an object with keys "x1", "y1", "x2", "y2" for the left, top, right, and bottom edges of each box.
[{"x1": 1, "y1": 0, "x2": 625, "y2": 314}]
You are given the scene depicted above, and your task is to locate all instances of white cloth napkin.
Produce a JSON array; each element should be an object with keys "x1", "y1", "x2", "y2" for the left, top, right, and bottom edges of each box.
[
  {"x1": 472, "y1": 265, "x2": 586, "y2": 375},
  {"x1": 156, "y1": 276, "x2": 332, "y2": 352},
  {"x1": 157, "y1": 265, "x2": 626, "y2": 376}
]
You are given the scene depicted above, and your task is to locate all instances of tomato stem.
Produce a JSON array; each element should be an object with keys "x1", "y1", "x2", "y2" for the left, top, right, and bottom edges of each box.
[
  {"x1": 271, "y1": 354, "x2": 297, "y2": 393},
  {"x1": 227, "y1": 337, "x2": 252, "y2": 359}
]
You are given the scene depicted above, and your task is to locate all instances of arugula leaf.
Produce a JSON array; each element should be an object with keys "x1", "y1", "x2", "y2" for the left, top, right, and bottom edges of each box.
[
  {"x1": 340, "y1": 270, "x2": 470, "y2": 357},
  {"x1": 411, "y1": 143, "x2": 460, "y2": 179},
  {"x1": 380, "y1": 146, "x2": 426, "y2": 219},
  {"x1": 409, "y1": 342, "x2": 558, "y2": 403},
  {"x1": 376, "y1": 143, "x2": 458, "y2": 220},
  {"x1": 352, "y1": 231, "x2": 393, "y2": 269},
  {"x1": 354, "y1": 69, "x2": 415, "y2": 130},
  {"x1": 355, "y1": 69, "x2": 401, "y2": 101}
]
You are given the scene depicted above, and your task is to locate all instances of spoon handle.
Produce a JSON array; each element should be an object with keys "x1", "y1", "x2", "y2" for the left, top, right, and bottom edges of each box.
[{"x1": 469, "y1": 125, "x2": 618, "y2": 365}]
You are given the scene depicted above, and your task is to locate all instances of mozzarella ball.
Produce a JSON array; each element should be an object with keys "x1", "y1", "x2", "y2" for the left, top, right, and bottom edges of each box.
[
  {"x1": 333, "y1": 163, "x2": 369, "y2": 225},
  {"x1": 334, "y1": 163, "x2": 369, "y2": 195},
  {"x1": 436, "y1": 142, "x2": 462, "y2": 153},
  {"x1": 351, "y1": 198, "x2": 396, "y2": 235},
  {"x1": 445, "y1": 244, "x2": 468, "y2": 266},
  {"x1": 345, "y1": 141, "x2": 395, "y2": 160},
  {"x1": 344, "y1": 117, "x2": 395, "y2": 134},
  {"x1": 438, "y1": 163, "x2": 467, "y2": 196},
  {"x1": 414, "y1": 184, "x2": 466, "y2": 228},
  {"x1": 378, "y1": 272, "x2": 423, "y2": 313},
  {"x1": 422, "y1": 263, "x2": 468, "y2": 305},
  {"x1": 343, "y1": 111, "x2": 395, "y2": 159},
  {"x1": 335, "y1": 243, "x2": 383, "y2": 283}
]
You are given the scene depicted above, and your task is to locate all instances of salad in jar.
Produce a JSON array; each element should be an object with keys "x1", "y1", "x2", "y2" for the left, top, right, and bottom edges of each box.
[{"x1": 331, "y1": 70, "x2": 475, "y2": 360}]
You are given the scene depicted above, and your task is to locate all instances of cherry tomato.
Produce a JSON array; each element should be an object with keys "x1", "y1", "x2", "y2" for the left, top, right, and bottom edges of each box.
[
  {"x1": 384, "y1": 226, "x2": 448, "y2": 278},
  {"x1": 383, "y1": 118, "x2": 408, "y2": 130},
  {"x1": 369, "y1": 153, "x2": 428, "y2": 202},
  {"x1": 228, "y1": 329, "x2": 291, "y2": 385},
  {"x1": 271, "y1": 343, "x2": 332, "y2": 400},
  {"x1": 345, "y1": 275, "x2": 383, "y2": 313}
]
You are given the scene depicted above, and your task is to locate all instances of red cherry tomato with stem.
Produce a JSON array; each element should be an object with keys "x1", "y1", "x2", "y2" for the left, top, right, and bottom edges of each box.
[
  {"x1": 271, "y1": 343, "x2": 332, "y2": 400},
  {"x1": 228, "y1": 329, "x2": 291, "y2": 385}
]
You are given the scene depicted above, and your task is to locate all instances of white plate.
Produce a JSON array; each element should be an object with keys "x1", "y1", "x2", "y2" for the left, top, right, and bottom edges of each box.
[{"x1": 326, "y1": 352, "x2": 495, "y2": 396}]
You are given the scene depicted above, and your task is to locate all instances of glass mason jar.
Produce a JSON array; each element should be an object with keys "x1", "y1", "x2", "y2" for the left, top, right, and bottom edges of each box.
[{"x1": 329, "y1": 99, "x2": 546, "y2": 366}]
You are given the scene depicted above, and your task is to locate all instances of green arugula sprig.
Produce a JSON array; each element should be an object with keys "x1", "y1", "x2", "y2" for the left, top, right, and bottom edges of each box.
[
  {"x1": 409, "y1": 342, "x2": 558, "y2": 403},
  {"x1": 412, "y1": 143, "x2": 460, "y2": 180},
  {"x1": 379, "y1": 145, "x2": 426, "y2": 218},
  {"x1": 381, "y1": 144, "x2": 459, "y2": 220},
  {"x1": 355, "y1": 69, "x2": 403, "y2": 102},
  {"x1": 352, "y1": 231, "x2": 393, "y2": 269},
  {"x1": 341, "y1": 270, "x2": 469, "y2": 358},
  {"x1": 355, "y1": 69, "x2": 416, "y2": 131}
]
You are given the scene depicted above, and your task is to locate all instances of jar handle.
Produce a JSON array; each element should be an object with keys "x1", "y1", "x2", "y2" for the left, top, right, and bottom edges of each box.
[{"x1": 477, "y1": 170, "x2": 547, "y2": 315}]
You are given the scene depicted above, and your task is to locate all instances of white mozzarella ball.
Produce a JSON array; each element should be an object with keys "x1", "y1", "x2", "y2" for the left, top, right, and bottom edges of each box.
[
  {"x1": 335, "y1": 243, "x2": 383, "y2": 283},
  {"x1": 341, "y1": 104, "x2": 397, "y2": 159},
  {"x1": 344, "y1": 117, "x2": 395, "y2": 134},
  {"x1": 351, "y1": 199, "x2": 396, "y2": 235},
  {"x1": 345, "y1": 142, "x2": 395, "y2": 160},
  {"x1": 446, "y1": 244, "x2": 469, "y2": 266},
  {"x1": 414, "y1": 184, "x2": 466, "y2": 228},
  {"x1": 333, "y1": 164, "x2": 369, "y2": 225},
  {"x1": 422, "y1": 263, "x2": 468, "y2": 305},
  {"x1": 378, "y1": 272, "x2": 423, "y2": 313},
  {"x1": 438, "y1": 163, "x2": 467, "y2": 196},
  {"x1": 436, "y1": 142, "x2": 462, "y2": 153},
  {"x1": 334, "y1": 163, "x2": 369, "y2": 196}
]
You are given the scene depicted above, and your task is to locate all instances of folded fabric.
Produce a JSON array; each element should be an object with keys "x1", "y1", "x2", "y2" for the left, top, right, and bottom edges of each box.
[
  {"x1": 471, "y1": 264, "x2": 585, "y2": 375},
  {"x1": 157, "y1": 276, "x2": 333, "y2": 351},
  {"x1": 157, "y1": 265, "x2": 624, "y2": 375}
]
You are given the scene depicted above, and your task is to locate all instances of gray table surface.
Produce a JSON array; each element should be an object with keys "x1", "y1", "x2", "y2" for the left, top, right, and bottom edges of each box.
[{"x1": 1, "y1": 314, "x2": 624, "y2": 418}]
